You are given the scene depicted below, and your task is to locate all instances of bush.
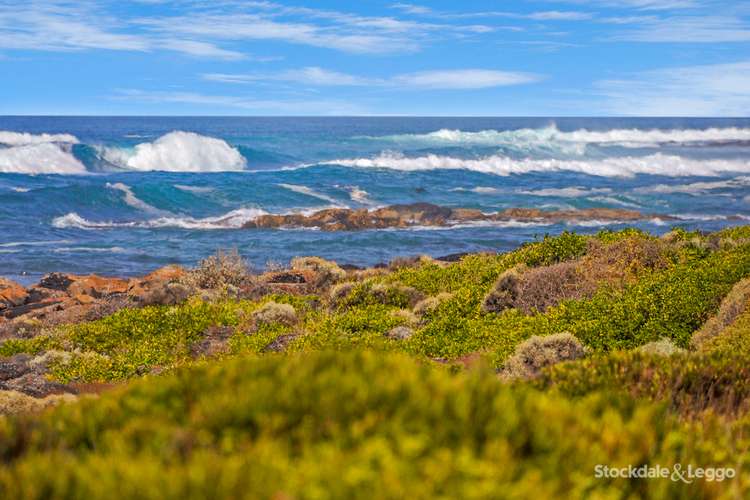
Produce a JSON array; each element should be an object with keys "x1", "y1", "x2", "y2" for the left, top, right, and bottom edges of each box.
[
  {"x1": 182, "y1": 249, "x2": 250, "y2": 290},
  {"x1": 481, "y1": 267, "x2": 522, "y2": 313},
  {"x1": 637, "y1": 338, "x2": 684, "y2": 356},
  {"x1": 499, "y1": 332, "x2": 586, "y2": 380},
  {"x1": 0, "y1": 351, "x2": 745, "y2": 499},
  {"x1": 291, "y1": 256, "x2": 346, "y2": 289},
  {"x1": 252, "y1": 302, "x2": 297, "y2": 327},
  {"x1": 691, "y1": 277, "x2": 750, "y2": 350}
]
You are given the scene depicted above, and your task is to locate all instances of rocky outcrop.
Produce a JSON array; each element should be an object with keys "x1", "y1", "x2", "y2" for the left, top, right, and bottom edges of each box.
[{"x1": 242, "y1": 203, "x2": 669, "y2": 231}]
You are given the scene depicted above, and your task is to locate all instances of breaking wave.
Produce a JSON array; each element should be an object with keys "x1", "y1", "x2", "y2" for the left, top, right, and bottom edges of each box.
[
  {"x1": 98, "y1": 131, "x2": 247, "y2": 172},
  {"x1": 52, "y1": 207, "x2": 266, "y2": 230},
  {"x1": 0, "y1": 131, "x2": 79, "y2": 146},
  {"x1": 371, "y1": 125, "x2": 750, "y2": 150},
  {"x1": 0, "y1": 143, "x2": 87, "y2": 174},
  {"x1": 328, "y1": 152, "x2": 750, "y2": 178}
]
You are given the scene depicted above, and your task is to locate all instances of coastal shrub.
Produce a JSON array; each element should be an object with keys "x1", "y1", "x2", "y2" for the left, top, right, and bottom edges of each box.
[
  {"x1": 481, "y1": 267, "x2": 522, "y2": 313},
  {"x1": 0, "y1": 351, "x2": 745, "y2": 499},
  {"x1": 499, "y1": 332, "x2": 585, "y2": 380},
  {"x1": 291, "y1": 256, "x2": 346, "y2": 289},
  {"x1": 252, "y1": 302, "x2": 297, "y2": 327},
  {"x1": 0, "y1": 390, "x2": 76, "y2": 416},
  {"x1": 691, "y1": 276, "x2": 750, "y2": 350},
  {"x1": 637, "y1": 338, "x2": 684, "y2": 356},
  {"x1": 538, "y1": 350, "x2": 750, "y2": 416},
  {"x1": 182, "y1": 249, "x2": 250, "y2": 290},
  {"x1": 413, "y1": 292, "x2": 453, "y2": 318},
  {"x1": 410, "y1": 240, "x2": 750, "y2": 365},
  {"x1": 512, "y1": 260, "x2": 594, "y2": 314},
  {"x1": 30, "y1": 299, "x2": 247, "y2": 382},
  {"x1": 335, "y1": 282, "x2": 424, "y2": 310},
  {"x1": 699, "y1": 301, "x2": 750, "y2": 358}
]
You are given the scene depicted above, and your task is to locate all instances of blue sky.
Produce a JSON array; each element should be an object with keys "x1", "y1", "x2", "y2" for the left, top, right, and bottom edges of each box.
[{"x1": 1, "y1": 0, "x2": 748, "y2": 116}]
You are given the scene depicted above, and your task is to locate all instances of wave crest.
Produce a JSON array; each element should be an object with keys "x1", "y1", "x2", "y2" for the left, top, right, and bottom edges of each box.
[
  {"x1": 328, "y1": 152, "x2": 750, "y2": 178},
  {"x1": 0, "y1": 131, "x2": 79, "y2": 146},
  {"x1": 52, "y1": 207, "x2": 265, "y2": 230},
  {"x1": 372, "y1": 125, "x2": 750, "y2": 149},
  {"x1": 100, "y1": 131, "x2": 246, "y2": 172},
  {"x1": 0, "y1": 143, "x2": 87, "y2": 174}
]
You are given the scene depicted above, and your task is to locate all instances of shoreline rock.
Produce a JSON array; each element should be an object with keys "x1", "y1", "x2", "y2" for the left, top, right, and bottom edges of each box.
[{"x1": 242, "y1": 203, "x2": 671, "y2": 231}]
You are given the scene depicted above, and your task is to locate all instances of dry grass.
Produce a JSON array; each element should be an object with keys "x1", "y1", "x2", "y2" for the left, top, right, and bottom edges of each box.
[
  {"x1": 691, "y1": 277, "x2": 750, "y2": 350},
  {"x1": 500, "y1": 332, "x2": 586, "y2": 380}
]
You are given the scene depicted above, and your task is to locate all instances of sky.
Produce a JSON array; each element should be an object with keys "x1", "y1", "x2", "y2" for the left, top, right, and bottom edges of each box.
[{"x1": 0, "y1": 0, "x2": 748, "y2": 116}]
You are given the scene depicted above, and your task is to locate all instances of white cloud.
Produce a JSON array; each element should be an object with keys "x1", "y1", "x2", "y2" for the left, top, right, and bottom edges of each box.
[
  {"x1": 595, "y1": 60, "x2": 750, "y2": 116},
  {"x1": 204, "y1": 67, "x2": 540, "y2": 90},
  {"x1": 392, "y1": 69, "x2": 539, "y2": 89},
  {"x1": 558, "y1": 0, "x2": 700, "y2": 10},
  {"x1": 159, "y1": 40, "x2": 245, "y2": 60},
  {"x1": 612, "y1": 15, "x2": 750, "y2": 42}
]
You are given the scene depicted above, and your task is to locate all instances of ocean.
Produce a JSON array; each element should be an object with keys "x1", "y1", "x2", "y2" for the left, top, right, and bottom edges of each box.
[{"x1": 1, "y1": 116, "x2": 749, "y2": 283}]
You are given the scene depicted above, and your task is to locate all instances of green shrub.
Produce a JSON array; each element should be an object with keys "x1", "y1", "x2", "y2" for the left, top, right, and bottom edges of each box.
[{"x1": 0, "y1": 351, "x2": 746, "y2": 499}]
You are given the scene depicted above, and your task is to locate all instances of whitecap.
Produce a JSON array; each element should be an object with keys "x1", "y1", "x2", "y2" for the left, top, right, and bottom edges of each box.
[
  {"x1": 0, "y1": 143, "x2": 86, "y2": 174},
  {"x1": 368, "y1": 125, "x2": 750, "y2": 149},
  {"x1": 0, "y1": 131, "x2": 79, "y2": 146},
  {"x1": 52, "y1": 207, "x2": 266, "y2": 230},
  {"x1": 327, "y1": 152, "x2": 750, "y2": 178},
  {"x1": 98, "y1": 131, "x2": 246, "y2": 172}
]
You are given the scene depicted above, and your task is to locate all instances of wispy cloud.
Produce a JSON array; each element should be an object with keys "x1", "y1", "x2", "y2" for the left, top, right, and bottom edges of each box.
[
  {"x1": 0, "y1": 0, "x2": 492, "y2": 58},
  {"x1": 204, "y1": 67, "x2": 540, "y2": 90},
  {"x1": 556, "y1": 0, "x2": 701, "y2": 10},
  {"x1": 594, "y1": 60, "x2": 750, "y2": 116},
  {"x1": 113, "y1": 89, "x2": 368, "y2": 115},
  {"x1": 611, "y1": 15, "x2": 750, "y2": 42},
  {"x1": 389, "y1": 4, "x2": 593, "y2": 21}
]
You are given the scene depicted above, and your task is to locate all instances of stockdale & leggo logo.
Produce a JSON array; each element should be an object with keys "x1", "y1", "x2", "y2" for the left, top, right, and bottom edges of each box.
[{"x1": 594, "y1": 464, "x2": 736, "y2": 483}]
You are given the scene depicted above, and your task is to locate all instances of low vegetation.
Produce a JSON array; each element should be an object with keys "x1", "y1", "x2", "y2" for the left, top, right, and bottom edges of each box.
[{"x1": 1, "y1": 225, "x2": 750, "y2": 497}]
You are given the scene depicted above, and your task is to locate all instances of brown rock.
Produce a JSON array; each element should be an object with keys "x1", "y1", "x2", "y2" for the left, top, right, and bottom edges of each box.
[
  {"x1": 67, "y1": 275, "x2": 129, "y2": 298},
  {"x1": 0, "y1": 278, "x2": 28, "y2": 309},
  {"x1": 0, "y1": 372, "x2": 74, "y2": 398},
  {"x1": 241, "y1": 203, "x2": 662, "y2": 231}
]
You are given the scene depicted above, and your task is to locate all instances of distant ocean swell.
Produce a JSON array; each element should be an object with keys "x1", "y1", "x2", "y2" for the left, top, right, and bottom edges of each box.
[{"x1": 1, "y1": 126, "x2": 750, "y2": 177}]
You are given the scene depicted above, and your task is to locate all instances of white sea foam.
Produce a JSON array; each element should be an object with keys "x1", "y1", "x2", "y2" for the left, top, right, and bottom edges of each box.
[
  {"x1": 174, "y1": 184, "x2": 215, "y2": 194},
  {"x1": 329, "y1": 152, "x2": 750, "y2": 178},
  {"x1": 52, "y1": 207, "x2": 266, "y2": 230},
  {"x1": 634, "y1": 176, "x2": 750, "y2": 194},
  {"x1": 278, "y1": 183, "x2": 343, "y2": 205},
  {"x1": 451, "y1": 186, "x2": 501, "y2": 194},
  {"x1": 372, "y1": 125, "x2": 750, "y2": 149},
  {"x1": 106, "y1": 182, "x2": 168, "y2": 215},
  {"x1": 517, "y1": 187, "x2": 612, "y2": 197},
  {"x1": 53, "y1": 246, "x2": 128, "y2": 254},
  {"x1": 99, "y1": 131, "x2": 246, "y2": 172},
  {"x1": 0, "y1": 131, "x2": 79, "y2": 146},
  {"x1": 0, "y1": 143, "x2": 87, "y2": 174},
  {"x1": 346, "y1": 186, "x2": 374, "y2": 204},
  {"x1": 11, "y1": 187, "x2": 30, "y2": 192},
  {"x1": 587, "y1": 196, "x2": 642, "y2": 209}
]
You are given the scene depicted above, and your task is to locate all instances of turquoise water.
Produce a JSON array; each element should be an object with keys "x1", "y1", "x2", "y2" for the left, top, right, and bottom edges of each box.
[{"x1": 1, "y1": 117, "x2": 749, "y2": 282}]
